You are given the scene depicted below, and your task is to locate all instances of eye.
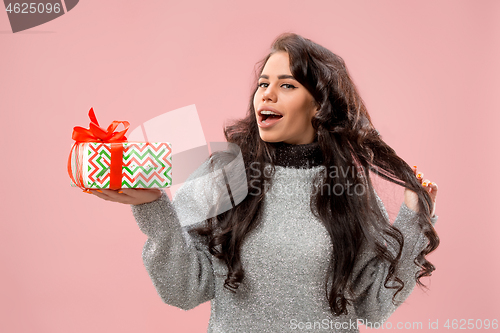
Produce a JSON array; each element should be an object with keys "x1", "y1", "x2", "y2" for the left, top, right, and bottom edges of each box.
[
  {"x1": 281, "y1": 83, "x2": 296, "y2": 89},
  {"x1": 258, "y1": 82, "x2": 268, "y2": 88}
]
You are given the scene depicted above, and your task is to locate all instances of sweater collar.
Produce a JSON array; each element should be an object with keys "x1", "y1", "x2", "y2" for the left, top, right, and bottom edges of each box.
[{"x1": 270, "y1": 140, "x2": 324, "y2": 168}]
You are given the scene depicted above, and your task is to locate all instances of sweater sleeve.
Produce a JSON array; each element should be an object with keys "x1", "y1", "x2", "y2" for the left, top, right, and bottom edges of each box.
[
  {"x1": 130, "y1": 157, "x2": 229, "y2": 310},
  {"x1": 352, "y1": 193, "x2": 438, "y2": 324}
]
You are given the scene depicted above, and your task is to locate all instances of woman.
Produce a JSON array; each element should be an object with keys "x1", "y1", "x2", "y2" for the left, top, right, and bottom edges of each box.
[{"x1": 91, "y1": 33, "x2": 439, "y2": 332}]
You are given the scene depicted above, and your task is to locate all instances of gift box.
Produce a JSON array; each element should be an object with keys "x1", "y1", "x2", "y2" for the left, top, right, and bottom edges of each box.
[{"x1": 68, "y1": 108, "x2": 172, "y2": 190}]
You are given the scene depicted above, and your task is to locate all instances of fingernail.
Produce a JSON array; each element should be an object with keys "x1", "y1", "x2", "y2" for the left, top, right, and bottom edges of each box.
[
  {"x1": 82, "y1": 190, "x2": 91, "y2": 194},
  {"x1": 422, "y1": 182, "x2": 428, "y2": 186},
  {"x1": 118, "y1": 191, "x2": 123, "y2": 194},
  {"x1": 413, "y1": 165, "x2": 417, "y2": 169},
  {"x1": 417, "y1": 173, "x2": 423, "y2": 178},
  {"x1": 96, "y1": 190, "x2": 103, "y2": 193}
]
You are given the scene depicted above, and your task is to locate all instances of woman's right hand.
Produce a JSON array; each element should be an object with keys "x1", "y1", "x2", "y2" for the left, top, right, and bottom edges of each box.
[{"x1": 88, "y1": 188, "x2": 162, "y2": 205}]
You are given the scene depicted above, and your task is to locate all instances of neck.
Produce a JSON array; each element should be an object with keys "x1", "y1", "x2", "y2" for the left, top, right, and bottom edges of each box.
[{"x1": 269, "y1": 140, "x2": 324, "y2": 168}]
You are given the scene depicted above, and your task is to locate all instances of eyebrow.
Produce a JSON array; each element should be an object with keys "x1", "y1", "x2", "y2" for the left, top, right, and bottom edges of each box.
[{"x1": 259, "y1": 74, "x2": 296, "y2": 80}]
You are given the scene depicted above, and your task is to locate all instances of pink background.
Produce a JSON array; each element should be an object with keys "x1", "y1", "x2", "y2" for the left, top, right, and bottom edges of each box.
[{"x1": 1, "y1": 0, "x2": 499, "y2": 332}]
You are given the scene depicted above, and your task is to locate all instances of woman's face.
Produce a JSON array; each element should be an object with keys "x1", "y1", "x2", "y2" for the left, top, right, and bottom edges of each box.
[{"x1": 253, "y1": 51, "x2": 318, "y2": 145}]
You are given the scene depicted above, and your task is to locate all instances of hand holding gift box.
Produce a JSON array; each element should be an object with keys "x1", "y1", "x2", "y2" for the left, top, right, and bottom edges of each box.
[{"x1": 68, "y1": 108, "x2": 172, "y2": 191}]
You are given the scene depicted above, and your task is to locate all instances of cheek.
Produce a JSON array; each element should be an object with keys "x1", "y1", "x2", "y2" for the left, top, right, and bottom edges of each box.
[
  {"x1": 252, "y1": 93, "x2": 259, "y2": 110},
  {"x1": 289, "y1": 112, "x2": 312, "y2": 131}
]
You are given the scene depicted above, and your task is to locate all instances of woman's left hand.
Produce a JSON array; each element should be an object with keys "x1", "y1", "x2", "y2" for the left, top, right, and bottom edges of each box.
[{"x1": 404, "y1": 165, "x2": 438, "y2": 217}]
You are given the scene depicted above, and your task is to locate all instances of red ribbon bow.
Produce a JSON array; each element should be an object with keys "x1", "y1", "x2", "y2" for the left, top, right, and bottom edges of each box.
[
  {"x1": 68, "y1": 108, "x2": 130, "y2": 190},
  {"x1": 72, "y1": 107, "x2": 130, "y2": 143}
]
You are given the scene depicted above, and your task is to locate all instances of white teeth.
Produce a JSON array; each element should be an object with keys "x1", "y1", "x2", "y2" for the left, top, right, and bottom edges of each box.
[{"x1": 260, "y1": 110, "x2": 281, "y2": 116}]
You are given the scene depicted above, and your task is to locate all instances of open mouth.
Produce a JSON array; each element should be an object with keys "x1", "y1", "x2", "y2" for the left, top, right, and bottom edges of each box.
[
  {"x1": 260, "y1": 113, "x2": 283, "y2": 122},
  {"x1": 258, "y1": 111, "x2": 284, "y2": 128}
]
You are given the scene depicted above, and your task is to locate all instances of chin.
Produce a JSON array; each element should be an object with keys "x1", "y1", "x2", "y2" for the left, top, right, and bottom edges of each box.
[{"x1": 259, "y1": 133, "x2": 282, "y2": 143}]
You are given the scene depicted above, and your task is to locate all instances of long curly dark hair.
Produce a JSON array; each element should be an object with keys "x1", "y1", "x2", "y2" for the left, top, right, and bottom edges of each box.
[{"x1": 193, "y1": 32, "x2": 439, "y2": 316}]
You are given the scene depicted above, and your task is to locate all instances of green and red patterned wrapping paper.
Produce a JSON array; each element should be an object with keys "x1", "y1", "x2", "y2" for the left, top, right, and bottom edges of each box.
[
  {"x1": 68, "y1": 108, "x2": 172, "y2": 190},
  {"x1": 70, "y1": 142, "x2": 172, "y2": 189}
]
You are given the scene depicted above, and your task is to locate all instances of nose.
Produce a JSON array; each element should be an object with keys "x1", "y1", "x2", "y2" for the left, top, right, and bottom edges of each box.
[{"x1": 262, "y1": 84, "x2": 277, "y2": 102}]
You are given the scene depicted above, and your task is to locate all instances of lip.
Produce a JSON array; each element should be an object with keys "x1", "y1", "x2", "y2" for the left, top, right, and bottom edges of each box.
[
  {"x1": 256, "y1": 105, "x2": 284, "y2": 129},
  {"x1": 257, "y1": 106, "x2": 283, "y2": 116}
]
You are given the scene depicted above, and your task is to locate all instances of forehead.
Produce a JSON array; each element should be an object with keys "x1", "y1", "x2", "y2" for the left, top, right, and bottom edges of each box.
[{"x1": 262, "y1": 51, "x2": 291, "y2": 75}]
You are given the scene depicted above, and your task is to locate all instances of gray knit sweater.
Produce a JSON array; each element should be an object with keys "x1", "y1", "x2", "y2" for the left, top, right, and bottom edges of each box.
[{"x1": 131, "y1": 143, "x2": 438, "y2": 333}]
